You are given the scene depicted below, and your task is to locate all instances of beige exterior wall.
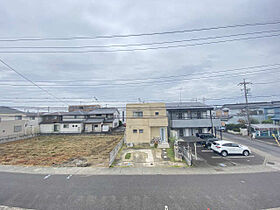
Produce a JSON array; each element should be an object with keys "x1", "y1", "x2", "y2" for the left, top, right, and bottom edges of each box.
[
  {"x1": 126, "y1": 103, "x2": 168, "y2": 144},
  {"x1": 0, "y1": 120, "x2": 26, "y2": 138}
]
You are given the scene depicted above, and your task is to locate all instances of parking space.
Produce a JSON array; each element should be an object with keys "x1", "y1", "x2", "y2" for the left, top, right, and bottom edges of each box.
[{"x1": 194, "y1": 144, "x2": 265, "y2": 168}]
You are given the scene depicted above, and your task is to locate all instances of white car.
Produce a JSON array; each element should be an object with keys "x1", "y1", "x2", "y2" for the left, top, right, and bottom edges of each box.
[{"x1": 210, "y1": 140, "x2": 251, "y2": 157}]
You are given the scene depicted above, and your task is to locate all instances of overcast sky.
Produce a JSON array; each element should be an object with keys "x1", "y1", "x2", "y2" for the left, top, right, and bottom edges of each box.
[{"x1": 0, "y1": 0, "x2": 280, "y2": 110}]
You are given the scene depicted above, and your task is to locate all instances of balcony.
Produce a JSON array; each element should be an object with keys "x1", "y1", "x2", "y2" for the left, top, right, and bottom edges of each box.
[{"x1": 171, "y1": 118, "x2": 221, "y2": 128}]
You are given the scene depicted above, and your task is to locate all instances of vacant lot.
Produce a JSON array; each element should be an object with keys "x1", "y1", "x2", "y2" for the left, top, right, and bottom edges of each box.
[{"x1": 0, "y1": 134, "x2": 123, "y2": 167}]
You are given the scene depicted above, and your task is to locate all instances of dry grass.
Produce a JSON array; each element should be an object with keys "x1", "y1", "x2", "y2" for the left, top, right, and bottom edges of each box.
[{"x1": 0, "y1": 134, "x2": 123, "y2": 167}]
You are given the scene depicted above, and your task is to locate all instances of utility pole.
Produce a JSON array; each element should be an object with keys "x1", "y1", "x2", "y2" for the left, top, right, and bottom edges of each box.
[
  {"x1": 179, "y1": 88, "x2": 182, "y2": 103},
  {"x1": 238, "y1": 79, "x2": 252, "y2": 137}
]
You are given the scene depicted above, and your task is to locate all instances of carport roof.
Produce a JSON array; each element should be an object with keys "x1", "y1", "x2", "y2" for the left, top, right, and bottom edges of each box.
[
  {"x1": 251, "y1": 124, "x2": 280, "y2": 129},
  {"x1": 179, "y1": 136, "x2": 203, "y2": 143}
]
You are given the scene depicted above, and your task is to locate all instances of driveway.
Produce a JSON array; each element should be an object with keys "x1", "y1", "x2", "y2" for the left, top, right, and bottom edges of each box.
[
  {"x1": 194, "y1": 144, "x2": 265, "y2": 168},
  {"x1": 222, "y1": 132, "x2": 280, "y2": 159}
]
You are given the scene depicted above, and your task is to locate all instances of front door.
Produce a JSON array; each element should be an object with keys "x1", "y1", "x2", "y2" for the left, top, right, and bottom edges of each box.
[
  {"x1": 54, "y1": 124, "x2": 60, "y2": 132},
  {"x1": 160, "y1": 127, "x2": 166, "y2": 143}
]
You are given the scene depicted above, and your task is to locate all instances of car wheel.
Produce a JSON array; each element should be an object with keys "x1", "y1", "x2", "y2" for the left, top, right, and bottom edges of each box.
[
  {"x1": 221, "y1": 151, "x2": 228, "y2": 157},
  {"x1": 243, "y1": 150, "x2": 250, "y2": 156}
]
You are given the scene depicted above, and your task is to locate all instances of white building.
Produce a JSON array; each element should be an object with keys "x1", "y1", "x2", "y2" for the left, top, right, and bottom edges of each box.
[{"x1": 39, "y1": 108, "x2": 120, "y2": 134}]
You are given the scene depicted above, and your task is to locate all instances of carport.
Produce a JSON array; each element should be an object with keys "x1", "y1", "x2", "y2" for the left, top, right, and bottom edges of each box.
[{"x1": 176, "y1": 136, "x2": 202, "y2": 165}]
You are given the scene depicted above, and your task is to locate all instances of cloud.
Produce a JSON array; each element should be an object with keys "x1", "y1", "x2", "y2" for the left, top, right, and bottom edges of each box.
[{"x1": 0, "y1": 0, "x2": 279, "y2": 109}]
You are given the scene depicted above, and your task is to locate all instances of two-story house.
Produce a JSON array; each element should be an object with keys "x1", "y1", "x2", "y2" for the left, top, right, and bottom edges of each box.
[
  {"x1": 0, "y1": 106, "x2": 41, "y2": 141},
  {"x1": 39, "y1": 111, "x2": 84, "y2": 134},
  {"x1": 126, "y1": 103, "x2": 169, "y2": 148},
  {"x1": 40, "y1": 108, "x2": 120, "y2": 134},
  {"x1": 166, "y1": 102, "x2": 221, "y2": 137}
]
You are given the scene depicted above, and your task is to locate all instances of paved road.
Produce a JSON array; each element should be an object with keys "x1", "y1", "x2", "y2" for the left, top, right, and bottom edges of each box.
[
  {"x1": 1, "y1": 172, "x2": 280, "y2": 210},
  {"x1": 222, "y1": 132, "x2": 280, "y2": 158}
]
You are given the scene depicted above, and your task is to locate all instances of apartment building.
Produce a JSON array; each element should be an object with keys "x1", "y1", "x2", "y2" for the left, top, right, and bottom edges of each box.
[
  {"x1": 166, "y1": 102, "x2": 221, "y2": 137},
  {"x1": 126, "y1": 103, "x2": 169, "y2": 147}
]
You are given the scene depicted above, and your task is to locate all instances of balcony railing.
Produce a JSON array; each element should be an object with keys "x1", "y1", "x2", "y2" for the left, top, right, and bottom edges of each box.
[{"x1": 171, "y1": 118, "x2": 221, "y2": 128}]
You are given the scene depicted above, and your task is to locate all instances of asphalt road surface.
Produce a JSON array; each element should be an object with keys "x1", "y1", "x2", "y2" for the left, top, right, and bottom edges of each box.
[
  {"x1": 222, "y1": 132, "x2": 280, "y2": 158},
  {"x1": 1, "y1": 172, "x2": 280, "y2": 210}
]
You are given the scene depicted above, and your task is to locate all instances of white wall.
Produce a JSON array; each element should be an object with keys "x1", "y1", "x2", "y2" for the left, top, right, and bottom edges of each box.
[
  {"x1": 40, "y1": 124, "x2": 54, "y2": 133},
  {"x1": 60, "y1": 123, "x2": 82, "y2": 133}
]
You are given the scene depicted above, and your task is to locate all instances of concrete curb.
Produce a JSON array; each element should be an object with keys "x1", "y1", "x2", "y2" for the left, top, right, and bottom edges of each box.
[{"x1": 0, "y1": 164, "x2": 278, "y2": 176}]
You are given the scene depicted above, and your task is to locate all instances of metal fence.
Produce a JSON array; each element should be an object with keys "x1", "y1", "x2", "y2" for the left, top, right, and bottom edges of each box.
[{"x1": 109, "y1": 137, "x2": 125, "y2": 167}]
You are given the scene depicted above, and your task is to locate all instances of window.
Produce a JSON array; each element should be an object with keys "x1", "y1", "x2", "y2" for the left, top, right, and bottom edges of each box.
[
  {"x1": 30, "y1": 116, "x2": 35, "y2": 120},
  {"x1": 63, "y1": 124, "x2": 69, "y2": 128},
  {"x1": 139, "y1": 129, "x2": 144, "y2": 133},
  {"x1": 14, "y1": 125, "x2": 22, "y2": 132},
  {"x1": 155, "y1": 112, "x2": 159, "y2": 116},
  {"x1": 96, "y1": 114, "x2": 102, "y2": 117},
  {"x1": 222, "y1": 143, "x2": 232, "y2": 147},
  {"x1": 15, "y1": 116, "x2": 22, "y2": 120},
  {"x1": 133, "y1": 129, "x2": 137, "y2": 133},
  {"x1": 231, "y1": 143, "x2": 239, "y2": 147},
  {"x1": 133, "y1": 111, "x2": 143, "y2": 117},
  {"x1": 94, "y1": 125, "x2": 98, "y2": 128}
]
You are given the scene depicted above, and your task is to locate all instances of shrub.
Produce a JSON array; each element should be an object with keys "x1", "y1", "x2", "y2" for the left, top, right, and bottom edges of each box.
[{"x1": 125, "y1": 153, "x2": 131, "y2": 159}]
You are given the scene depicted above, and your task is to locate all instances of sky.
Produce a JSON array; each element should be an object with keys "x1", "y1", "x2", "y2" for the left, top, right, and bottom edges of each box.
[{"x1": 0, "y1": 0, "x2": 280, "y2": 111}]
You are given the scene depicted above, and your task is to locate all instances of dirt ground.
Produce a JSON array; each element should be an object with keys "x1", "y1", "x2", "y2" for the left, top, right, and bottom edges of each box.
[{"x1": 0, "y1": 134, "x2": 123, "y2": 167}]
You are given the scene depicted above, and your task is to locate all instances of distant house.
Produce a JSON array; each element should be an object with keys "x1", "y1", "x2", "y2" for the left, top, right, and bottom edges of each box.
[
  {"x1": 251, "y1": 124, "x2": 280, "y2": 138},
  {"x1": 217, "y1": 101, "x2": 280, "y2": 125},
  {"x1": 84, "y1": 108, "x2": 120, "y2": 133},
  {"x1": 68, "y1": 104, "x2": 101, "y2": 112},
  {"x1": 39, "y1": 108, "x2": 120, "y2": 134},
  {"x1": 126, "y1": 103, "x2": 169, "y2": 148},
  {"x1": 0, "y1": 106, "x2": 41, "y2": 140},
  {"x1": 166, "y1": 102, "x2": 221, "y2": 137},
  {"x1": 40, "y1": 111, "x2": 85, "y2": 134}
]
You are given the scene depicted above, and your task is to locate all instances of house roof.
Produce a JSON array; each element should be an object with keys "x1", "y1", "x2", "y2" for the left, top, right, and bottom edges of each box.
[
  {"x1": 0, "y1": 106, "x2": 24, "y2": 114},
  {"x1": 88, "y1": 108, "x2": 118, "y2": 115},
  {"x1": 42, "y1": 108, "x2": 118, "y2": 116},
  {"x1": 166, "y1": 102, "x2": 213, "y2": 110},
  {"x1": 84, "y1": 119, "x2": 104, "y2": 124},
  {"x1": 222, "y1": 101, "x2": 280, "y2": 110}
]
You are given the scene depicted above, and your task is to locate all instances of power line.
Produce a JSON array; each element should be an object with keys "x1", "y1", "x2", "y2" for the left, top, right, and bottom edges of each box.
[
  {"x1": 1, "y1": 94, "x2": 280, "y2": 104},
  {"x1": 0, "y1": 33, "x2": 279, "y2": 53},
  {"x1": 0, "y1": 20, "x2": 280, "y2": 42},
  {"x1": 0, "y1": 63, "x2": 279, "y2": 83},
  {"x1": 0, "y1": 66, "x2": 279, "y2": 88},
  {"x1": 0, "y1": 58, "x2": 69, "y2": 106},
  {"x1": 1, "y1": 29, "x2": 279, "y2": 49}
]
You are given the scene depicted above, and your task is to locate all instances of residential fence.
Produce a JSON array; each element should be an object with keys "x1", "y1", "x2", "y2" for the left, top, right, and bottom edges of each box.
[
  {"x1": 181, "y1": 146, "x2": 192, "y2": 166},
  {"x1": 0, "y1": 134, "x2": 39, "y2": 144},
  {"x1": 109, "y1": 136, "x2": 125, "y2": 167}
]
